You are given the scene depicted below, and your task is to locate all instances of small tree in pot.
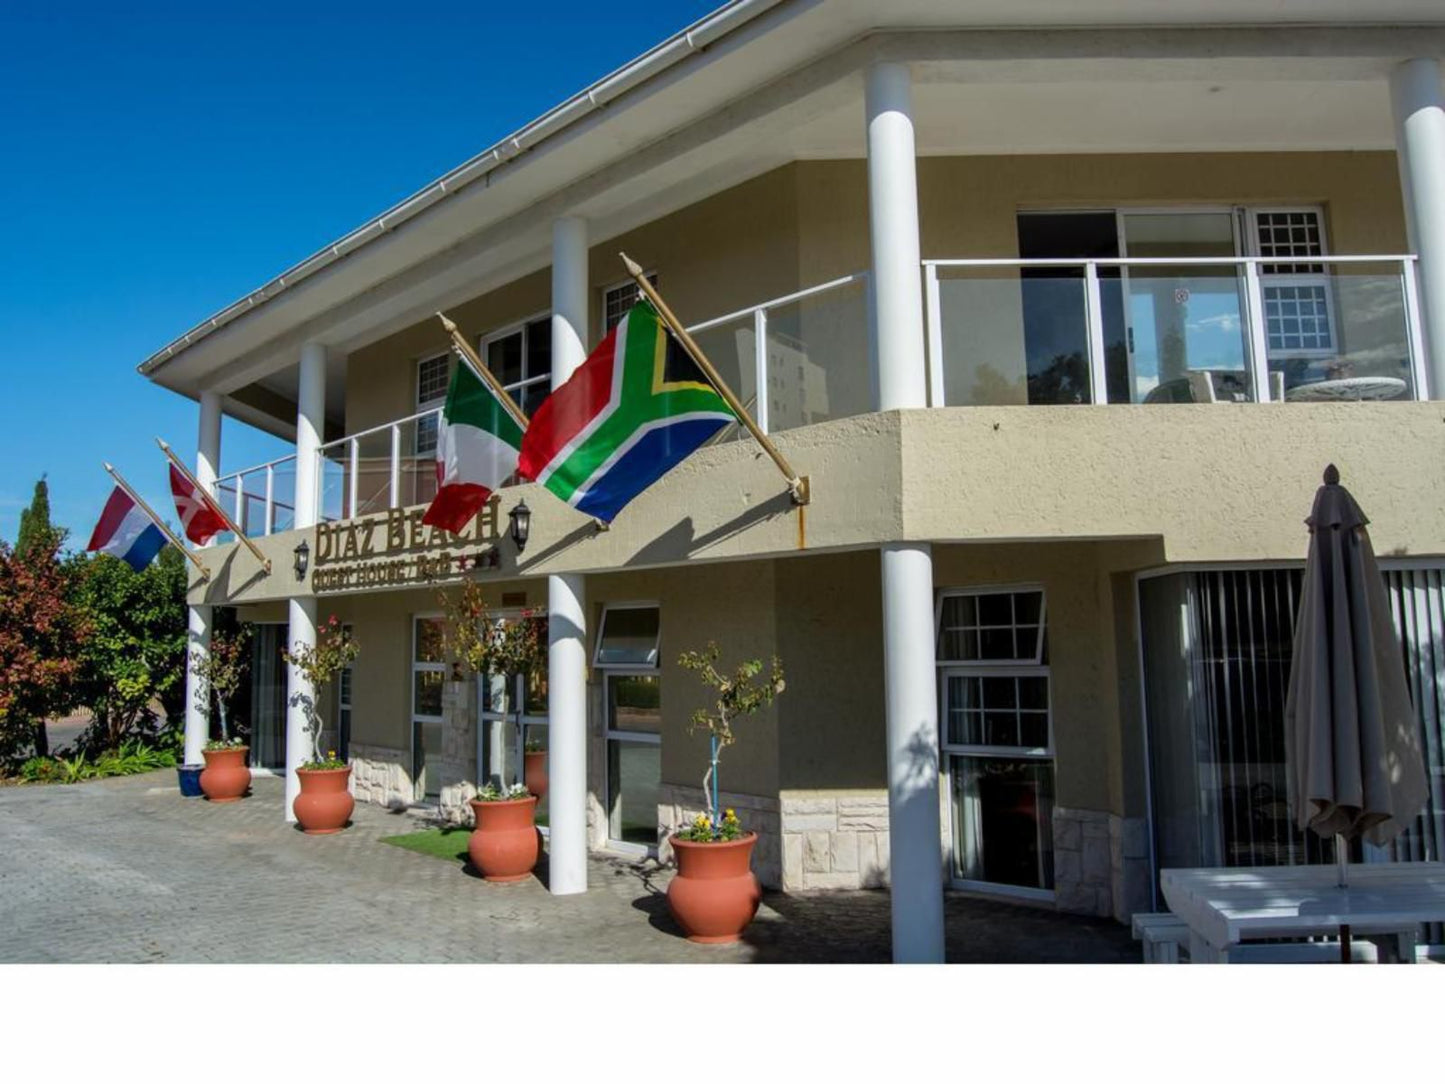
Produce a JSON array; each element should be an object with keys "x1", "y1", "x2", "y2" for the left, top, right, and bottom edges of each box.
[
  {"x1": 283, "y1": 616, "x2": 360, "y2": 833},
  {"x1": 668, "y1": 642, "x2": 785, "y2": 943},
  {"x1": 442, "y1": 581, "x2": 546, "y2": 792},
  {"x1": 193, "y1": 625, "x2": 252, "y2": 802},
  {"x1": 442, "y1": 582, "x2": 546, "y2": 881}
]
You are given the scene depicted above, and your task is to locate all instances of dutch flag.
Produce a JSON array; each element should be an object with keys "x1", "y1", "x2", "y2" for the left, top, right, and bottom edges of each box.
[{"x1": 86, "y1": 485, "x2": 167, "y2": 572}]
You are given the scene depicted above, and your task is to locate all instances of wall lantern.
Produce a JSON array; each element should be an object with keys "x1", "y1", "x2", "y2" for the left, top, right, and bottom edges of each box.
[
  {"x1": 508, "y1": 500, "x2": 531, "y2": 554},
  {"x1": 293, "y1": 539, "x2": 310, "y2": 581}
]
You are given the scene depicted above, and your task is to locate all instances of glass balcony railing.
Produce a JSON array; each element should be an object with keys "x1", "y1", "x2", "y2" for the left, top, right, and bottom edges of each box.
[
  {"x1": 214, "y1": 255, "x2": 1427, "y2": 537},
  {"x1": 924, "y1": 255, "x2": 1427, "y2": 407}
]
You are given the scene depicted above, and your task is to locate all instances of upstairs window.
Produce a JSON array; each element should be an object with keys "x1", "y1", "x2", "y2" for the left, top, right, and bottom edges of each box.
[
  {"x1": 484, "y1": 315, "x2": 552, "y2": 418},
  {"x1": 603, "y1": 272, "x2": 658, "y2": 333},
  {"x1": 1249, "y1": 208, "x2": 1335, "y2": 358},
  {"x1": 415, "y1": 353, "x2": 451, "y2": 455}
]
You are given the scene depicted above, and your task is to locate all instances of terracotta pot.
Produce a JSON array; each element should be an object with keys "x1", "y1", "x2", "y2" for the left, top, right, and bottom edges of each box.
[
  {"x1": 199, "y1": 747, "x2": 250, "y2": 803},
  {"x1": 667, "y1": 832, "x2": 761, "y2": 944},
  {"x1": 523, "y1": 750, "x2": 548, "y2": 800},
  {"x1": 468, "y1": 795, "x2": 540, "y2": 882},
  {"x1": 293, "y1": 767, "x2": 354, "y2": 834}
]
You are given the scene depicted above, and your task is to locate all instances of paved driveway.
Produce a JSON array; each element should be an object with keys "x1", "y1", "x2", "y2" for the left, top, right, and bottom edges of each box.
[{"x1": 0, "y1": 772, "x2": 1138, "y2": 964}]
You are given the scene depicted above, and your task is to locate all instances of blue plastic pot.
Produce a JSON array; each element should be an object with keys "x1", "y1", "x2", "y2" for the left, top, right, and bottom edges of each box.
[{"x1": 177, "y1": 763, "x2": 204, "y2": 798}]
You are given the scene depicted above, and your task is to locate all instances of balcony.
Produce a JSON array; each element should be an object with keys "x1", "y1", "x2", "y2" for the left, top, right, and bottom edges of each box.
[
  {"x1": 926, "y1": 255, "x2": 1427, "y2": 407},
  {"x1": 214, "y1": 254, "x2": 1428, "y2": 538}
]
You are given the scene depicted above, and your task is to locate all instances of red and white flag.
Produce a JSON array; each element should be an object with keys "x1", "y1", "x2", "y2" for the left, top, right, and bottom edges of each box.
[{"x1": 169, "y1": 463, "x2": 228, "y2": 545}]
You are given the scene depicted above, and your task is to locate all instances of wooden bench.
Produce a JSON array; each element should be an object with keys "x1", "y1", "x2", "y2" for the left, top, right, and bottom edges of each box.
[{"x1": 1132, "y1": 912, "x2": 1190, "y2": 963}]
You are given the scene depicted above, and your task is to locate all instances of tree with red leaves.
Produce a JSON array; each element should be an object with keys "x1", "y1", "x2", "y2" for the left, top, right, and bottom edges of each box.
[{"x1": 0, "y1": 536, "x2": 90, "y2": 762}]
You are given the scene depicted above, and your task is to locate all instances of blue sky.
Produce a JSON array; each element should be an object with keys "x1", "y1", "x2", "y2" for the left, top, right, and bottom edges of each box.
[{"x1": 0, "y1": 0, "x2": 719, "y2": 544}]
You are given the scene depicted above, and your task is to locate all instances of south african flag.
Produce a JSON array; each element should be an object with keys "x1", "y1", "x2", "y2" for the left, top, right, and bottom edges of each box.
[{"x1": 517, "y1": 300, "x2": 735, "y2": 523}]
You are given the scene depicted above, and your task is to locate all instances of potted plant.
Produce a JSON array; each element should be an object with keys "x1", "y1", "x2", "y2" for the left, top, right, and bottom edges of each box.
[
  {"x1": 193, "y1": 625, "x2": 252, "y2": 801},
  {"x1": 283, "y1": 616, "x2": 360, "y2": 833},
  {"x1": 441, "y1": 581, "x2": 546, "y2": 791},
  {"x1": 468, "y1": 781, "x2": 540, "y2": 882},
  {"x1": 199, "y1": 736, "x2": 251, "y2": 803},
  {"x1": 667, "y1": 643, "x2": 785, "y2": 943}
]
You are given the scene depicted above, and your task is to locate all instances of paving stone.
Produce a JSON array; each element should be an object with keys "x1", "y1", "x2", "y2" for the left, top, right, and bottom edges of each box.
[{"x1": 0, "y1": 773, "x2": 1139, "y2": 964}]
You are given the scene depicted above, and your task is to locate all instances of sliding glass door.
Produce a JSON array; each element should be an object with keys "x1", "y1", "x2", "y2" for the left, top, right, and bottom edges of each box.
[
  {"x1": 1118, "y1": 211, "x2": 1251, "y2": 403},
  {"x1": 1140, "y1": 567, "x2": 1445, "y2": 898}
]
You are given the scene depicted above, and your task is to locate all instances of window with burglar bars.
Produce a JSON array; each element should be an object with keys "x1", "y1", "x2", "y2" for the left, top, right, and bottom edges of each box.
[
  {"x1": 1251, "y1": 208, "x2": 1335, "y2": 357},
  {"x1": 415, "y1": 353, "x2": 450, "y2": 456},
  {"x1": 603, "y1": 272, "x2": 657, "y2": 332}
]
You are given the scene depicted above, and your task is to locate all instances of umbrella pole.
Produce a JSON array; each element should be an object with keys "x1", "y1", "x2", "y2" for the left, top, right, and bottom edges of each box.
[{"x1": 1336, "y1": 833, "x2": 1352, "y2": 963}]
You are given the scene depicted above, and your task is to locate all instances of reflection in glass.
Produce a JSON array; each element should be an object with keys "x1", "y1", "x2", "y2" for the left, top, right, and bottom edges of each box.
[
  {"x1": 608, "y1": 741, "x2": 661, "y2": 846},
  {"x1": 951, "y1": 756, "x2": 1055, "y2": 890},
  {"x1": 596, "y1": 607, "x2": 660, "y2": 667},
  {"x1": 415, "y1": 618, "x2": 446, "y2": 663},
  {"x1": 610, "y1": 675, "x2": 661, "y2": 734},
  {"x1": 413, "y1": 671, "x2": 444, "y2": 717},
  {"x1": 764, "y1": 280, "x2": 870, "y2": 430}
]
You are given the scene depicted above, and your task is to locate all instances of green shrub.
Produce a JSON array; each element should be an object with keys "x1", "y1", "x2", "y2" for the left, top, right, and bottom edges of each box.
[{"x1": 13, "y1": 738, "x2": 176, "y2": 784}]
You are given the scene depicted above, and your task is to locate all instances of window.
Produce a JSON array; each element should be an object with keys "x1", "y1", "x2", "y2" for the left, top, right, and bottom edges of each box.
[
  {"x1": 1140, "y1": 567, "x2": 1445, "y2": 895},
  {"x1": 1250, "y1": 209, "x2": 1335, "y2": 360},
  {"x1": 474, "y1": 612, "x2": 550, "y2": 827},
  {"x1": 594, "y1": 604, "x2": 662, "y2": 851},
  {"x1": 603, "y1": 272, "x2": 657, "y2": 333},
  {"x1": 337, "y1": 622, "x2": 353, "y2": 761},
  {"x1": 411, "y1": 615, "x2": 447, "y2": 801},
  {"x1": 415, "y1": 353, "x2": 450, "y2": 456},
  {"x1": 483, "y1": 315, "x2": 551, "y2": 419},
  {"x1": 937, "y1": 588, "x2": 1055, "y2": 894}
]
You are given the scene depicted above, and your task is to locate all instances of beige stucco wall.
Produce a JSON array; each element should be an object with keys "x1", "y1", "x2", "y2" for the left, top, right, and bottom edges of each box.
[{"x1": 795, "y1": 150, "x2": 1407, "y2": 285}]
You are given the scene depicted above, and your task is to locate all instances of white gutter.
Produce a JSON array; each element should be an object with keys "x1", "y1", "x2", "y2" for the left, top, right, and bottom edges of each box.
[{"x1": 138, "y1": 0, "x2": 787, "y2": 376}]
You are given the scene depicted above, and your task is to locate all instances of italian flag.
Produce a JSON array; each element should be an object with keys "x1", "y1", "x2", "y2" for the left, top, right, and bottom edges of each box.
[{"x1": 421, "y1": 360, "x2": 525, "y2": 534}]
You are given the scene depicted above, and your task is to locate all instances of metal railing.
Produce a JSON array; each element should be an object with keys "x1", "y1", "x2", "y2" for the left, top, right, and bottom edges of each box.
[
  {"x1": 924, "y1": 255, "x2": 1427, "y2": 408},
  {"x1": 214, "y1": 452, "x2": 298, "y2": 539},
  {"x1": 216, "y1": 254, "x2": 1427, "y2": 536}
]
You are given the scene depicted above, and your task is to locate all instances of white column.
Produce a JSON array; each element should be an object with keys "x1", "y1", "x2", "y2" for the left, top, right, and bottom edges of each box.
[
  {"x1": 880, "y1": 544, "x2": 946, "y2": 963},
  {"x1": 284, "y1": 343, "x2": 327, "y2": 820},
  {"x1": 181, "y1": 391, "x2": 224, "y2": 767},
  {"x1": 197, "y1": 390, "x2": 222, "y2": 494},
  {"x1": 295, "y1": 342, "x2": 327, "y2": 530},
  {"x1": 1391, "y1": 58, "x2": 1445, "y2": 399},
  {"x1": 182, "y1": 603, "x2": 212, "y2": 766},
  {"x1": 867, "y1": 61, "x2": 945, "y2": 962},
  {"x1": 866, "y1": 60, "x2": 928, "y2": 411},
  {"x1": 548, "y1": 216, "x2": 590, "y2": 895},
  {"x1": 284, "y1": 597, "x2": 318, "y2": 822}
]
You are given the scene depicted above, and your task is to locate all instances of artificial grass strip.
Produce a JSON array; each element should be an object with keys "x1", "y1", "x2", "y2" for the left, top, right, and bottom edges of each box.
[{"x1": 380, "y1": 826, "x2": 472, "y2": 864}]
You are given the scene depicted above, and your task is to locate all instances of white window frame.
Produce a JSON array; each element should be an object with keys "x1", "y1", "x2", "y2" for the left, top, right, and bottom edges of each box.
[
  {"x1": 482, "y1": 310, "x2": 552, "y2": 415},
  {"x1": 935, "y1": 585, "x2": 1056, "y2": 902},
  {"x1": 337, "y1": 621, "x2": 354, "y2": 761},
  {"x1": 414, "y1": 353, "x2": 451, "y2": 456},
  {"x1": 601, "y1": 271, "x2": 657, "y2": 335},
  {"x1": 594, "y1": 602, "x2": 662, "y2": 856},
  {"x1": 410, "y1": 612, "x2": 447, "y2": 803},
  {"x1": 473, "y1": 608, "x2": 549, "y2": 806},
  {"x1": 1245, "y1": 206, "x2": 1337, "y2": 362}
]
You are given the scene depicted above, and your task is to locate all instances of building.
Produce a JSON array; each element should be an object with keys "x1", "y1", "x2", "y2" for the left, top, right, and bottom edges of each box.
[{"x1": 141, "y1": 1, "x2": 1445, "y2": 962}]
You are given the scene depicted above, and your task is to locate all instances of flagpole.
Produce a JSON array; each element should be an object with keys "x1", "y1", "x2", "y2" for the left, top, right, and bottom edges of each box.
[
  {"x1": 156, "y1": 439, "x2": 272, "y2": 574},
  {"x1": 619, "y1": 253, "x2": 810, "y2": 506},
  {"x1": 435, "y1": 313, "x2": 530, "y2": 428},
  {"x1": 102, "y1": 463, "x2": 210, "y2": 580}
]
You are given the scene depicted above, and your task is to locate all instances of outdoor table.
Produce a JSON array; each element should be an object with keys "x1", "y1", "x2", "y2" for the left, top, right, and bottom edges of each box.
[
  {"x1": 1284, "y1": 376, "x2": 1408, "y2": 401},
  {"x1": 1159, "y1": 862, "x2": 1445, "y2": 963}
]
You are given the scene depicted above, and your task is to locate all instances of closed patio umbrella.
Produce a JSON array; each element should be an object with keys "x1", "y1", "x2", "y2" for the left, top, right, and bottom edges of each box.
[{"x1": 1283, "y1": 465, "x2": 1429, "y2": 959}]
